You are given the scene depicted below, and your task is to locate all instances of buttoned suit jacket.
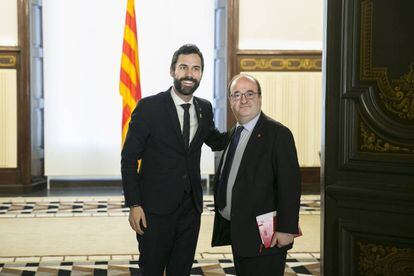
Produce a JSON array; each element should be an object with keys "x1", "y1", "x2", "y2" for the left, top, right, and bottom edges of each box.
[
  {"x1": 121, "y1": 88, "x2": 227, "y2": 214},
  {"x1": 212, "y1": 112, "x2": 301, "y2": 257}
]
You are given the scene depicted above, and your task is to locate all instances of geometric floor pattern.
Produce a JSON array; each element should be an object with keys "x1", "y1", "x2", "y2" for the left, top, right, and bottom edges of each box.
[
  {"x1": 0, "y1": 195, "x2": 320, "y2": 218},
  {"x1": 0, "y1": 195, "x2": 320, "y2": 275},
  {"x1": 0, "y1": 253, "x2": 320, "y2": 275}
]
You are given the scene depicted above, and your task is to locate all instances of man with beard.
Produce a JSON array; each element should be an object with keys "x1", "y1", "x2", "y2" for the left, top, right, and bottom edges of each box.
[{"x1": 121, "y1": 44, "x2": 227, "y2": 276}]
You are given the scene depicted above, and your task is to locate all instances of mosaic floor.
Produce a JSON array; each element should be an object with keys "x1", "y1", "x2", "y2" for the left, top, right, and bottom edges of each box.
[
  {"x1": 0, "y1": 195, "x2": 320, "y2": 275},
  {"x1": 0, "y1": 253, "x2": 320, "y2": 275},
  {"x1": 0, "y1": 195, "x2": 320, "y2": 218}
]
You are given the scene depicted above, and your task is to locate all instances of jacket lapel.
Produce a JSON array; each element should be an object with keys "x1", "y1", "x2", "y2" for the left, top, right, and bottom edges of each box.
[{"x1": 188, "y1": 97, "x2": 203, "y2": 151}]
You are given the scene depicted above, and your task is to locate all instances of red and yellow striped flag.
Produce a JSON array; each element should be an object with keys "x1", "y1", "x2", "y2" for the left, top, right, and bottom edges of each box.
[{"x1": 120, "y1": 0, "x2": 141, "y2": 145}]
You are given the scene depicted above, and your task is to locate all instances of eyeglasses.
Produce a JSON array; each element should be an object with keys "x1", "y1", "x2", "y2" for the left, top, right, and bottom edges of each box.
[{"x1": 229, "y1": 91, "x2": 259, "y2": 101}]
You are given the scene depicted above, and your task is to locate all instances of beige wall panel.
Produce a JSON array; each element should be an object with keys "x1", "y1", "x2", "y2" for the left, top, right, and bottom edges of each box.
[
  {"x1": 239, "y1": 0, "x2": 323, "y2": 50},
  {"x1": 0, "y1": 0, "x2": 18, "y2": 46},
  {"x1": 0, "y1": 69, "x2": 18, "y2": 168},
  {"x1": 244, "y1": 71, "x2": 322, "y2": 167}
]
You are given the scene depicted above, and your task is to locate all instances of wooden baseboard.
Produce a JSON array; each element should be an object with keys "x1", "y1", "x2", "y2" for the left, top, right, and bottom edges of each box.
[
  {"x1": 50, "y1": 179, "x2": 122, "y2": 188},
  {"x1": 301, "y1": 167, "x2": 320, "y2": 194},
  {"x1": 0, "y1": 177, "x2": 46, "y2": 193}
]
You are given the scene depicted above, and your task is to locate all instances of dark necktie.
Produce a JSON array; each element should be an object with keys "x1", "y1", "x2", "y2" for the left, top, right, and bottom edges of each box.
[
  {"x1": 216, "y1": 125, "x2": 244, "y2": 210},
  {"x1": 181, "y1": 103, "x2": 191, "y2": 149}
]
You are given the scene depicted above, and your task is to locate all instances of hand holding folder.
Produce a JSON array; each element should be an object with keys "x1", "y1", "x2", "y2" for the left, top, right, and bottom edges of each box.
[{"x1": 256, "y1": 211, "x2": 302, "y2": 249}]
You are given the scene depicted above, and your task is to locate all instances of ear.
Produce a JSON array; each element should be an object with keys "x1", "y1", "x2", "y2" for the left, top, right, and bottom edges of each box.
[{"x1": 170, "y1": 68, "x2": 174, "y2": 78}]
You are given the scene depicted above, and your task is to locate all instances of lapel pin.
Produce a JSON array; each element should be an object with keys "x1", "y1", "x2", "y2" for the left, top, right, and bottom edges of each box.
[{"x1": 257, "y1": 133, "x2": 261, "y2": 138}]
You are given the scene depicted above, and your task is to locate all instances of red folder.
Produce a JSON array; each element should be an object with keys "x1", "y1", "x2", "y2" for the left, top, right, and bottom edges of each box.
[{"x1": 256, "y1": 211, "x2": 302, "y2": 249}]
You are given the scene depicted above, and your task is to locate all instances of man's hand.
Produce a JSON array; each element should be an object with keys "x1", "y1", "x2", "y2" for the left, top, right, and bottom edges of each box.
[
  {"x1": 128, "y1": 206, "x2": 147, "y2": 235},
  {"x1": 270, "y1": 232, "x2": 294, "y2": 248}
]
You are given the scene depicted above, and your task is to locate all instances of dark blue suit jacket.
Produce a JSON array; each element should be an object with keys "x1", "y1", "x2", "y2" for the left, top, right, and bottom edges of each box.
[{"x1": 121, "y1": 88, "x2": 227, "y2": 214}]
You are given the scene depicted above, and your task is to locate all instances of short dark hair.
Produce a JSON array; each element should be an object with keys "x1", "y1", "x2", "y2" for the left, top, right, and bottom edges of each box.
[
  {"x1": 228, "y1": 74, "x2": 262, "y2": 96},
  {"x1": 170, "y1": 44, "x2": 204, "y2": 72}
]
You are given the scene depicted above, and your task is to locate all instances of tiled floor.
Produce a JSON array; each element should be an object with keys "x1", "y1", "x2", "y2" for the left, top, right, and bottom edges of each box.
[
  {"x1": 0, "y1": 191, "x2": 321, "y2": 275},
  {"x1": 0, "y1": 195, "x2": 320, "y2": 218},
  {"x1": 0, "y1": 253, "x2": 320, "y2": 275}
]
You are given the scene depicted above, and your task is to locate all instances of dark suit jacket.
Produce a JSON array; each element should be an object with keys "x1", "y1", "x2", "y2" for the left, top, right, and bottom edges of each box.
[
  {"x1": 212, "y1": 112, "x2": 301, "y2": 257},
  {"x1": 121, "y1": 88, "x2": 227, "y2": 214}
]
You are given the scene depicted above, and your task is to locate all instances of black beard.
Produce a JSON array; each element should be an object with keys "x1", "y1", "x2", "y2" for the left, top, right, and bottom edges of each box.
[{"x1": 173, "y1": 77, "x2": 200, "y2": 95}]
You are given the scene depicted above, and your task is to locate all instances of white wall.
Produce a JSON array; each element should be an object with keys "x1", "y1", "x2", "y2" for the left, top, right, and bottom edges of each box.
[
  {"x1": 43, "y1": 0, "x2": 215, "y2": 177},
  {"x1": 0, "y1": 0, "x2": 18, "y2": 46},
  {"x1": 239, "y1": 0, "x2": 323, "y2": 50}
]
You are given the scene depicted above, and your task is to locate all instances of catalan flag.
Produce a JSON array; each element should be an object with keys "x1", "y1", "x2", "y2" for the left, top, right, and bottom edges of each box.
[{"x1": 120, "y1": 0, "x2": 141, "y2": 145}]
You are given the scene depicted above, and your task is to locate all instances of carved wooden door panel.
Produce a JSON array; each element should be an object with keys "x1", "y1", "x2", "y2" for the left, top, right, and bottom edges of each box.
[{"x1": 322, "y1": 0, "x2": 414, "y2": 274}]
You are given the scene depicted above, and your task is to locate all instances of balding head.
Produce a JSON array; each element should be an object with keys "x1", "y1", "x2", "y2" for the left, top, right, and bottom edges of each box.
[
  {"x1": 228, "y1": 74, "x2": 261, "y2": 97},
  {"x1": 228, "y1": 74, "x2": 262, "y2": 124}
]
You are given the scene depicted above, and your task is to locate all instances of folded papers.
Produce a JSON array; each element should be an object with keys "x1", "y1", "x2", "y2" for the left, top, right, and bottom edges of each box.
[{"x1": 256, "y1": 211, "x2": 302, "y2": 249}]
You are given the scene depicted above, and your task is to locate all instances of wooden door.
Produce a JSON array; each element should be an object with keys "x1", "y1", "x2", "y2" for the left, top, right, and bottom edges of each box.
[{"x1": 322, "y1": 0, "x2": 414, "y2": 274}]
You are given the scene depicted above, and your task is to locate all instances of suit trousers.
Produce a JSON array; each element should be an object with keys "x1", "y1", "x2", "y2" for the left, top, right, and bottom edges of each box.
[
  {"x1": 136, "y1": 192, "x2": 201, "y2": 276},
  {"x1": 232, "y1": 246, "x2": 287, "y2": 276}
]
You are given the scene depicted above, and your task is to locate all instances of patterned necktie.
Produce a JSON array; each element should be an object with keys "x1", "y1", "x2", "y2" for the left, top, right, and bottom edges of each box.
[
  {"x1": 181, "y1": 103, "x2": 191, "y2": 148},
  {"x1": 216, "y1": 125, "x2": 244, "y2": 210}
]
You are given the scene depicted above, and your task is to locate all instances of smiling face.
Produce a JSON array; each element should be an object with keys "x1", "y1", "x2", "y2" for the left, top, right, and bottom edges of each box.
[
  {"x1": 170, "y1": 53, "x2": 203, "y2": 97},
  {"x1": 229, "y1": 75, "x2": 262, "y2": 124}
]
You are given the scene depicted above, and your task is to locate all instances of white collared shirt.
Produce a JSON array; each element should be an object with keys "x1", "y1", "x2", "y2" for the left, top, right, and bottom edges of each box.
[{"x1": 170, "y1": 88, "x2": 198, "y2": 144}]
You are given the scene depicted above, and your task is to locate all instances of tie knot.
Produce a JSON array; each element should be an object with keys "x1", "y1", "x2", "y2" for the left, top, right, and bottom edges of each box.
[
  {"x1": 235, "y1": 125, "x2": 244, "y2": 134},
  {"x1": 181, "y1": 103, "x2": 191, "y2": 111}
]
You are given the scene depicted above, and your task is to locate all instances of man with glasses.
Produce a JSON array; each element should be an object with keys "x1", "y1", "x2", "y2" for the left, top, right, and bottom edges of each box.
[{"x1": 212, "y1": 74, "x2": 302, "y2": 275}]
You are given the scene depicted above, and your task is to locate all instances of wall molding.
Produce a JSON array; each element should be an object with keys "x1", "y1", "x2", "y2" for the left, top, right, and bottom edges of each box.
[
  {"x1": 238, "y1": 50, "x2": 322, "y2": 72},
  {"x1": 0, "y1": 54, "x2": 17, "y2": 68},
  {"x1": 0, "y1": 48, "x2": 19, "y2": 69}
]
